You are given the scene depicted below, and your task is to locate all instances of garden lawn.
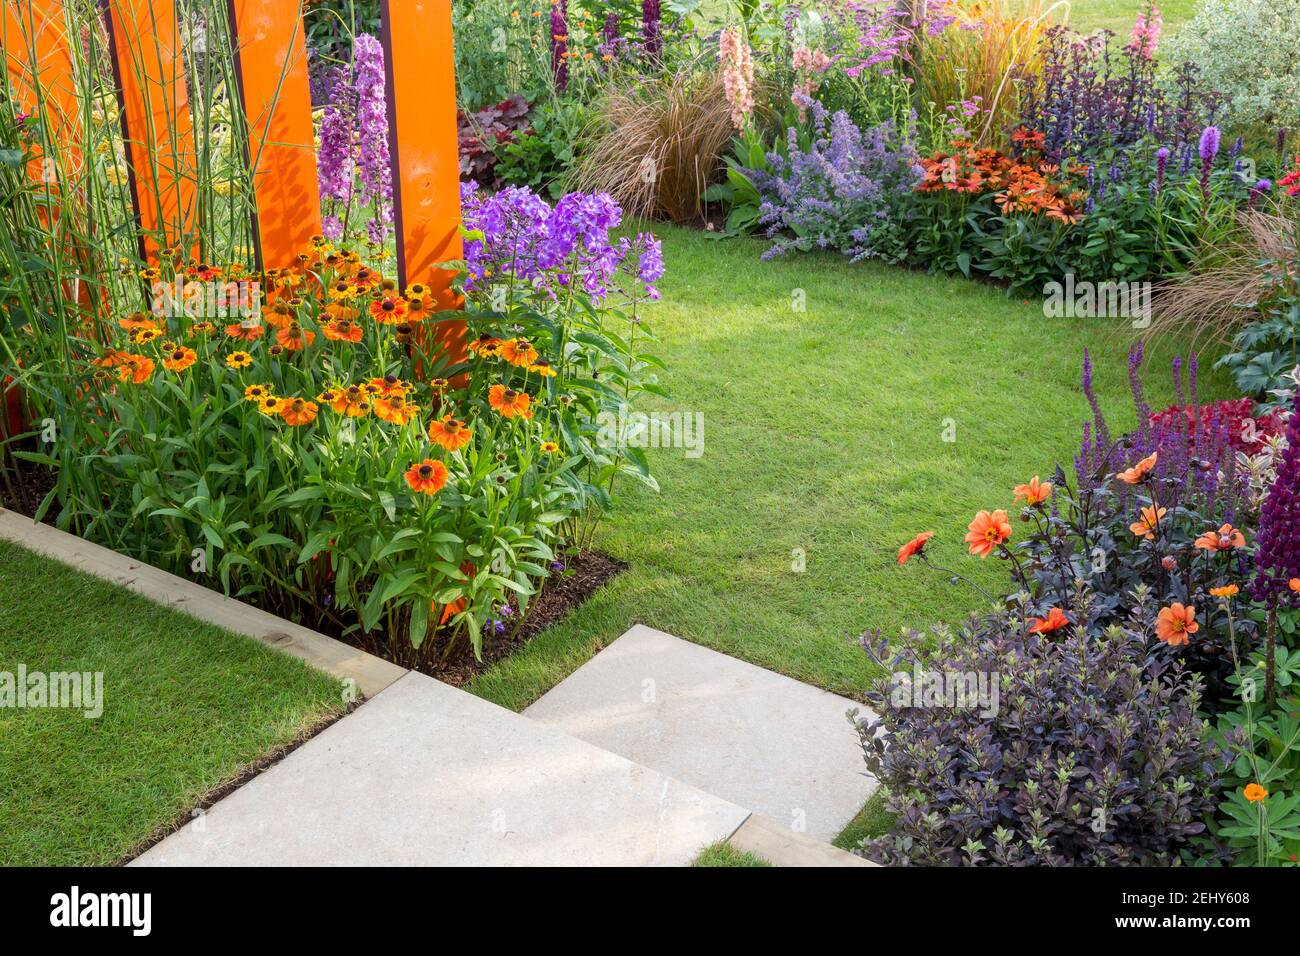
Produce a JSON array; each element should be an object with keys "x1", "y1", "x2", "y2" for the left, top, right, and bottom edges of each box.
[
  {"x1": 1067, "y1": 0, "x2": 1199, "y2": 37},
  {"x1": 0, "y1": 539, "x2": 346, "y2": 866},
  {"x1": 468, "y1": 226, "x2": 1233, "y2": 710}
]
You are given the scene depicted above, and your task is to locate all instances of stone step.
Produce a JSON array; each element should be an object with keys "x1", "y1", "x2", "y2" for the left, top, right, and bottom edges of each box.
[
  {"x1": 524, "y1": 625, "x2": 878, "y2": 844},
  {"x1": 132, "y1": 671, "x2": 750, "y2": 867}
]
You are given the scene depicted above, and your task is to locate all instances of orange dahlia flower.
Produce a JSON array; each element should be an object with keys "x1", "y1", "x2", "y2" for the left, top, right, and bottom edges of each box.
[
  {"x1": 965, "y1": 510, "x2": 1012, "y2": 558},
  {"x1": 1116, "y1": 453, "x2": 1158, "y2": 485},
  {"x1": 1013, "y1": 476, "x2": 1052, "y2": 506},
  {"x1": 897, "y1": 531, "x2": 934, "y2": 565},
  {"x1": 1129, "y1": 505, "x2": 1166, "y2": 539},
  {"x1": 1195, "y1": 524, "x2": 1246, "y2": 552},
  {"x1": 1155, "y1": 603, "x2": 1198, "y2": 646}
]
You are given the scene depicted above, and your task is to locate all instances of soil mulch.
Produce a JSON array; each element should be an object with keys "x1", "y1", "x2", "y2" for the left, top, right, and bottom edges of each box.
[{"x1": 342, "y1": 549, "x2": 626, "y2": 686}]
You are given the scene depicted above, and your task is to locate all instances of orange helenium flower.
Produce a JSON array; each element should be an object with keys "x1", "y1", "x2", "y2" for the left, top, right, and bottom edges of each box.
[
  {"x1": 428, "y1": 415, "x2": 472, "y2": 451},
  {"x1": 276, "y1": 323, "x2": 315, "y2": 351},
  {"x1": 330, "y1": 385, "x2": 372, "y2": 417},
  {"x1": 116, "y1": 354, "x2": 154, "y2": 384},
  {"x1": 1195, "y1": 524, "x2": 1246, "y2": 552},
  {"x1": 280, "y1": 398, "x2": 319, "y2": 426},
  {"x1": 404, "y1": 459, "x2": 449, "y2": 495},
  {"x1": 897, "y1": 531, "x2": 934, "y2": 565},
  {"x1": 368, "y1": 296, "x2": 409, "y2": 324},
  {"x1": 322, "y1": 317, "x2": 363, "y2": 343},
  {"x1": 1155, "y1": 603, "x2": 1198, "y2": 646},
  {"x1": 1116, "y1": 453, "x2": 1158, "y2": 485},
  {"x1": 225, "y1": 321, "x2": 265, "y2": 341},
  {"x1": 374, "y1": 395, "x2": 419, "y2": 425},
  {"x1": 163, "y1": 347, "x2": 197, "y2": 372},
  {"x1": 1129, "y1": 505, "x2": 1167, "y2": 539},
  {"x1": 488, "y1": 384, "x2": 532, "y2": 419},
  {"x1": 1028, "y1": 607, "x2": 1070, "y2": 634},
  {"x1": 965, "y1": 510, "x2": 1012, "y2": 558},
  {"x1": 500, "y1": 338, "x2": 540, "y2": 367}
]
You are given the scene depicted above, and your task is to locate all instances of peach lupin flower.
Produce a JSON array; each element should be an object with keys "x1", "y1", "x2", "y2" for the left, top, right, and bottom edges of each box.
[
  {"x1": 1116, "y1": 452, "x2": 1157, "y2": 485},
  {"x1": 1129, "y1": 504, "x2": 1166, "y2": 539},
  {"x1": 897, "y1": 531, "x2": 934, "y2": 565},
  {"x1": 965, "y1": 510, "x2": 1012, "y2": 558},
  {"x1": 1155, "y1": 603, "x2": 1198, "y2": 646},
  {"x1": 1013, "y1": 476, "x2": 1052, "y2": 506},
  {"x1": 1195, "y1": 523, "x2": 1246, "y2": 552}
]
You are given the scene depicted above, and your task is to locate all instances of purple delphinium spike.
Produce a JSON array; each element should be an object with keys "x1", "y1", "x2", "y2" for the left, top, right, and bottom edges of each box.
[{"x1": 352, "y1": 35, "x2": 393, "y2": 244}]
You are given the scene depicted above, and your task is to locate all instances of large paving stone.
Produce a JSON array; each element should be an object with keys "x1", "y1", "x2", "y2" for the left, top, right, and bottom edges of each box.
[
  {"x1": 133, "y1": 672, "x2": 749, "y2": 867},
  {"x1": 525, "y1": 625, "x2": 877, "y2": 843}
]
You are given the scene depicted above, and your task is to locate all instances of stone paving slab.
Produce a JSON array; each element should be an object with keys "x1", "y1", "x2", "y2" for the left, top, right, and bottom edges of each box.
[
  {"x1": 132, "y1": 671, "x2": 749, "y2": 867},
  {"x1": 525, "y1": 625, "x2": 877, "y2": 843}
]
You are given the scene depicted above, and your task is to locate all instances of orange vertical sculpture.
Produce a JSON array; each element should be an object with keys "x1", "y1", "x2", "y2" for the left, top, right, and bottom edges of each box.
[
  {"x1": 227, "y1": 0, "x2": 322, "y2": 269},
  {"x1": 379, "y1": 0, "x2": 465, "y2": 371},
  {"x1": 103, "y1": 0, "x2": 198, "y2": 262}
]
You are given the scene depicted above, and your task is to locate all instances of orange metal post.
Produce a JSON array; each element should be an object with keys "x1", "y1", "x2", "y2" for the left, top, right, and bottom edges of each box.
[
  {"x1": 379, "y1": 0, "x2": 465, "y2": 371},
  {"x1": 227, "y1": 0, "x2": 322, "y2": 270},
  {"x1": 103, "y1": 0, "x2": 198, "y2": 262}
]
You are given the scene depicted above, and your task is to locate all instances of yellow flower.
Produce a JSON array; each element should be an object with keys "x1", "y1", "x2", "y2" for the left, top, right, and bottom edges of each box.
[
  {"x1": 540, "y1": 440, "x2": 560, "y2": 455},
  {"x1": 243, "y1": 384, "x2": 272, "y2": 402},
  {"x1": 226, "y1": 351, "x2": 253, "y2": 369}
]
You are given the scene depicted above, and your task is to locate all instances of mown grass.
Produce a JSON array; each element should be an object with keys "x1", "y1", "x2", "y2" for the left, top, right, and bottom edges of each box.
[
  {"x1": 468, "y1": 226, "x2": 1231, "y2": 710},
  {"x1": 693, "y1": 841, "x2": 773, "y2": 867},
  {"x1": 0, "y1": 539, "x2": 346, "y2": 866}
]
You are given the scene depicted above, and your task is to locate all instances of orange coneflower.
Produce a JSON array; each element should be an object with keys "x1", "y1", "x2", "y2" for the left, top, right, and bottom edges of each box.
[
  {"x1": 190, "y1": 321, "x2": 215, "y2": 335},
  {"x1": 130, "y1": 327, "x2": 162, "y2": 345},
  {"x1": 1013, "y1": 476, "x2": 1052, "y2": 506},
  {"x1": 374, "y1": 395, "x2": 419, "y2": 425},
  {"x1": 280, "y1": 397, "x2": 319, "y2": 426},
  {"x1": 225, "y1": 321, "x2": 265, "y2": 341},
  {"x1": 225, "y1": 351, "x2": 253, "y2": 369},
  {"x1": 1129, "y1": 504, "x2": 1167, "y2": 540},
  {"x1": 276, "y1": 322, "x2": 315, "y2": 351},
  {"x1": 964, "y1": 510, "x2": 1012, "y2": 558},
  {"x1": 500, "y1": 338, "x2": 539, "y2": 367},
  {"x1": 1195, "y1": 524, "x2": 1246, "y2": 552},
  {"x1": 429, "y1": 415, "x2": 472, "y2": 451},
  {"x1": 404, "y1": 295, "x2": 431, "y2": 320},
  {"x1": 429, "y1": 377, "x2": 450, "y2": 390},
  {"x1": 897, "y1": 531, "x2": 934, "y2": 566},
  {"x1": 350, "y1": 266, "x2": 382, "y2": 291},
  {"x1": 1243, "y1": 783, "x2": 1268, "y2": 803},
  {"x1": 323, "y1": 317, "x2": 364, "y2": 343},
  {"x1": 1116, "y1": 452, "x2": 1158, "y2": 485},
  {"x1": 369, "y1": 296, "x2": 409, "y2": 325},
  {"x1": 404, "y1": 459, "x2": 449, "y2": 495},
  {"x1": 263, "y1": 302, "x2": 294, "y2": 329},
  {"x1": 529, "y1": 360, "x2": 558, "y2": 378},
  {"x1": 368, "y1": 375, "x2": 411, "y2": 398},
  {"x1": 1028, "y1": 607, "x2": 1070, "y2": 634},
  {"x1": 488, "y1": 384, "x2": 532, "y2": 419},
  {"x1": 163, "y1": 347, "x2": 196, "y2": 372},
  {"x1": 1155, "y1": 603, "x2": 1198, "y2": 646}
]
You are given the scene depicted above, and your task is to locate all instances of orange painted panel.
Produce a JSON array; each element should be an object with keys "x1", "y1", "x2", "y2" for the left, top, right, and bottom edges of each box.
[
  {"x1": 228, "y1": 0, "x2": 322, "y2": 270},
  {"x1": 104, "y1": 0, "x2": 198, "y2": 262},
  {"x1": 3, "y1": 0, "x2": 80, "y2": 171},
  {"x1": 380, "y1": 0, "x2": 465, "y2": 370}
]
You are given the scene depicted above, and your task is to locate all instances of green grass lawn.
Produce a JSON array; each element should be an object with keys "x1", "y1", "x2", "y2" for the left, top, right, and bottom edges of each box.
[
  {"x1": 1067, "y1": 0, "x2": 1199, "y2": 37},
  {"x1": 0, "y1": 539, "x2": 346, "y2": 866},
  {"x1": 468, "y1": 226, "x2": 1232, "y2": 710},
  {"x1": 693, "y1": 841, "x2": 773, "y2": 867}
]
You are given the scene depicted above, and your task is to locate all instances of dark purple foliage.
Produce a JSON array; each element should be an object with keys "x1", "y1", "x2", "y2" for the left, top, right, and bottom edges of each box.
[
  {"x1": 1252, "y1": 399, "x2": 1300, "y2": 606},
  {"x1": 458, "y1": 95, "x2": 531, "y2": 188},
  {"x1": 642, "y1": 0, "x2": 661, "y2": 59},
  {"x1": 1020, "y1": 27, "x2": 1224, "y2": 164},
  {"x1": 856, "y1": 594, "x2": 1225, "y2": 866},
  {"x1": 552, "y1": 0, "x2": 569, "y2": 92}
]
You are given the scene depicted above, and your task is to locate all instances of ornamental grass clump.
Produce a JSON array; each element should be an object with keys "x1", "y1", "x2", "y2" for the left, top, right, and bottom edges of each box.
[{"x1": 856, "y1": 589, "x2": 1226, "y2": 866}]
